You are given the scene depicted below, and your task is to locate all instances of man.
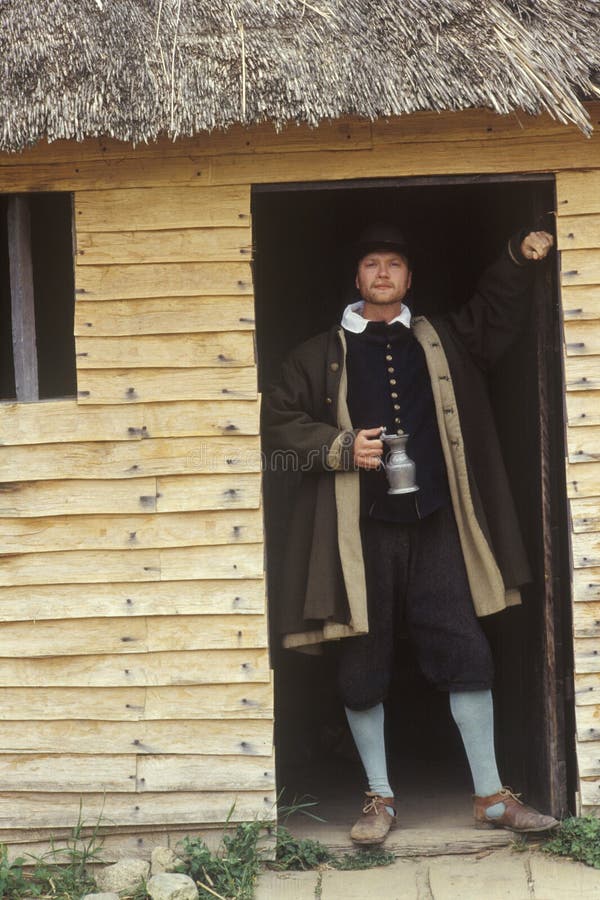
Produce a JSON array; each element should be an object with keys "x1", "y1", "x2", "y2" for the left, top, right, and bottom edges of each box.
[{"x1": 263, "y1": 222, "x2": 558, "y2": 844}]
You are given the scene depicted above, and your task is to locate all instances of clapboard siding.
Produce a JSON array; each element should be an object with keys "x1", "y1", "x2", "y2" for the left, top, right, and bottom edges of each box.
[
  {"x1": 0, "y1": 509, "x2": 262, "y2": 552},
  {"x1": 0, "y1": 436, "x2": 261, "y2": 481},
  {"x1": 74, "y1": 297, "x2": 256, "y2": 336},
  {"x1": 76, "y1": 331, "x2": 256, "y2": 369},
  {"x1": 77, "y1": 227, "x2": 253, "y2": 265},
  {"x1": 77, "y1": 366, "x2": 258, "y2": 404},
  {"x1": 0, "y1": 105, "x2": 597, "y2": 851},
  {"x1": 0, "y1": 579, "x2": 265, "y2": 620},
  {"x1": 0, "y1": 474, "x2": 261, "y2": 517},
  {"x1": 0, "y1": 684, "x2": 273, "y2": 720},
  {"x1": 0, "y1": 168, "x2": 271, "y2": 849},
  {"x1": 0, "y1": 649, "x2": 271, "y2": 686},
  {"x1": 0, "y1": 398, "x2": 259, "y2": 444},
  {"x1": 0, "y1": 792, "x2": 277, "y2": 830},
  {"x1": 557, "y1": 166, "x2": 600, "y2": 812}
]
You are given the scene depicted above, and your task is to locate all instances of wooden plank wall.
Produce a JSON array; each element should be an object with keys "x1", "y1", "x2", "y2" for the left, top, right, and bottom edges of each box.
[
  {"x1": 0, "y1": 104, "x2": 598, "y2": 851},
  {"x1": 0, "y1": 152, "x2": 275, "y2": 857},
  {"x1": 557, "y1": 170, "x2": 600, "y2": 813}
]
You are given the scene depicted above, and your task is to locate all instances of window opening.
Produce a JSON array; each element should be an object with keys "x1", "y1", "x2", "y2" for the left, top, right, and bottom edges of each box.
[{"x1": 0, "y1": 192, "x2": 76, "y2": 402}]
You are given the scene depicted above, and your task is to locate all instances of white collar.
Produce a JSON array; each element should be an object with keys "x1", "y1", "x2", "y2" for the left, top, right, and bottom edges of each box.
[{"x1": 341, "y1": 299, "x2": 412, "y2": 334}]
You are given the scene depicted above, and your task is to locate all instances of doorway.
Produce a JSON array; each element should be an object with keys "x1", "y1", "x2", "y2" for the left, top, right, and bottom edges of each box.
[{"x1": 253, "y1": 175, "x2": 574, "y2": 846}]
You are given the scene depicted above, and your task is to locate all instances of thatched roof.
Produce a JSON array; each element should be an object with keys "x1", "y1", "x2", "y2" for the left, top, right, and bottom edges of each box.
[{"x1": 1, "y1": 0, "x2": 599, "y2": 151}]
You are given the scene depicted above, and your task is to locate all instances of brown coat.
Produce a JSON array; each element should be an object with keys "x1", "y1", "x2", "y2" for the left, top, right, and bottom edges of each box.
[{"x1": 263, "y1": 239, "x2": 534, "y2": 650}]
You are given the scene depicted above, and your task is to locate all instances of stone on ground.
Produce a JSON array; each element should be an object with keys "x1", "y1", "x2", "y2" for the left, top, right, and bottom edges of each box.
[
  {"x1": 321, "y1": 861, "x2": 419, "y2": 899},
  {"x1": 95, "y1": 858, "x2": 150, "y2": 895},
  {"x1": 529, "y1": 853, "x2": 600, "y2": 898},
  {"x1": 147, "y1": 873, "x2": 198, "y2": 900},
  {"x1": 254, "y1": 869, "x2": 319, "y2": 899},
  {"x1": 82, "y1": 894, "x2": 120, "y2": 900},
  {"x1": 427, "y1": 849, "x2": 529, "y2": 899},
  {"x1": 151, "y1": 846, "x2": 183, "y2": 875}
]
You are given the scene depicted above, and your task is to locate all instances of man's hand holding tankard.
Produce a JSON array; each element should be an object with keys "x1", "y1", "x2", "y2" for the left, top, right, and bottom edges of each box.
[{"x1": 353, "y1": 426, "x2": 384, "y2": 470}]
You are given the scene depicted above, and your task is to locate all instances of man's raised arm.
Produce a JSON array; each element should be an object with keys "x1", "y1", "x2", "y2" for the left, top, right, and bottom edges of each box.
[{"x1": 447, "y1": 229, "x2": 554, "y2": 370}]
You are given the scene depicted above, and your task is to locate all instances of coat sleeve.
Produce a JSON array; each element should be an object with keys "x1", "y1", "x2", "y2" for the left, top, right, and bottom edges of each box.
[
  {"x1": 446, "y1": 231, "x2": 536, "y2": 371},
  {"x1": 262, "y1": 347, "x2": 355, "y2": 473}
]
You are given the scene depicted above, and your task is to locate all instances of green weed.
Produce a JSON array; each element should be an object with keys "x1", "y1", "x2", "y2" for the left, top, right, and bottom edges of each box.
[
  {"x1": 543, "y1": 816, "x2": 600, "y2": 869},
  {"x1": 176, "y1": 822, "x2": 265, "y2": 900},
  {"x1": 0, "y1": 846, "x2": 29, "y2": 899},
  {"x1": 0, "y1": 802, "x2": 105, "y2": 899},
  {"x1": 270, "y1": 827, "x2": 333, "y2": 871},
  {"x1": 332, "y1": 848, "x2": 395, "y2": 870}
]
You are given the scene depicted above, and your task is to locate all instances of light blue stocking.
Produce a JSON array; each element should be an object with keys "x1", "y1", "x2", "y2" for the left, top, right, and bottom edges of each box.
[{"x1": 449, "y1": 689, "x2": 506, "y2": 818}]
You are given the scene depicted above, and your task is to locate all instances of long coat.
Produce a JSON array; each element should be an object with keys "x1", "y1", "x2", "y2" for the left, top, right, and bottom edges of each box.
[{"x1": 263, "y1": 237, "x2": 534, "y2": 651}]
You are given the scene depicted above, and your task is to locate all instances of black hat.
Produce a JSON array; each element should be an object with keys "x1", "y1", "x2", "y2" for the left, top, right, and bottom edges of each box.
[{"x1": 354, "y1": 223, "x2": 410, "y2": 266}]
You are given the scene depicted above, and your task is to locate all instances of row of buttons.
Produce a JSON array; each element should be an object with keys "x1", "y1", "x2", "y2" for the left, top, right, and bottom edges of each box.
[{"x1": 386, "y1": 342, "x2": 402, "y2": 428}]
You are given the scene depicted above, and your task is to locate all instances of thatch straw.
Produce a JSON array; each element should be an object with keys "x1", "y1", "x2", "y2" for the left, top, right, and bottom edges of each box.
[{"x1": 0, "y1": 0, "x2": 598, "y2": 151}]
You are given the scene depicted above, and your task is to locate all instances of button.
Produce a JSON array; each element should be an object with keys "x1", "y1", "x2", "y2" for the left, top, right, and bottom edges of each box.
[
  {"x1": 386, "y1": 343, "x2": 392, "y2": 350},
  {"x1": 387, "y1": 367, "x2": 394, "y2": 374},
  {"x1": 329, "y1": 362, "x2": 339, "y2": 372},
  {"x1": 325, "y1": 397, "x2": 332, "y2": 405},
  {"x1": 389, "y1": 379, "x2": 397, "y2": 386},
  {"x1": 385, "y1": 354, "x2": 393, "y2": 362},
  {"x1": 393, "y1": 404, "x2": 400, "y2": 411},
  {"x1": 391, "y1": 392, "x2": 398, "y2": 399},
  {"x1": 395, "y1": 417, "x2": 401, "y2": 424}
]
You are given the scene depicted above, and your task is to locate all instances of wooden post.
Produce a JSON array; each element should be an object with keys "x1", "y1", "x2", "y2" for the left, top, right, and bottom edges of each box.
[{"x1": 7, "y1": 195, "x2": 39, "y2": 401}]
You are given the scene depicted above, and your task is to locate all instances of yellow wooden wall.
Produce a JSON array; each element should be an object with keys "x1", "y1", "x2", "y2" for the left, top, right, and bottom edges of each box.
[
  {"x1": 556, "y1": 170, "x2": 600, "y2": 813},
  {"x1": 0, "y1": 104, "x2": 598, "y2": 853}
]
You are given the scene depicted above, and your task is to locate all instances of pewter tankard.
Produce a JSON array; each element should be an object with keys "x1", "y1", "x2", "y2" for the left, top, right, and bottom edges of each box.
[{"x1": 381, "y1": 429, "x2": 419, "y2": 495}]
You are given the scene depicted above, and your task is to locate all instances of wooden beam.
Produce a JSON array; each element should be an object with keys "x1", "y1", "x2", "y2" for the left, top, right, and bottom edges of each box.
[
  {"x1": 0, "y1": 398, "x2": 259, "y2": 445},
  {"x1": 7, "y1": 196, "x2": 38, "y2": 401},
  {"x1": 0, "y1": 508, "x2": 263, "y2": 553},
  {"x1": 0, "y1": 614, "x2": 268, "y2": 657},
  {"x1": 566, "y1": 425, "x2": 600, "y2": 463},
  {"x1": 0, "y1": 790, "x2": 276, "y2": 829},
  {"x1": 571, "y1": 498, "x2": 600, "y2": 534},
  {"x1": 74, "y1": 296, "x2": 255, "y2": 337},
  {"x1": 564, "y1": 321, "x2": 600, "y2": 357},
  {"x1": 566, "y1": 391, "x2": 600, "y2": 428},
  {"x1": 0, "y1": 435, "x2": 261, "y2": 482},
  {"x1": 75, "y1": 261, "x2": 253, "y2": 301},
  {"x1": 561, "y1": 249, "x2": 600, "y2": 288},
  {"x1": 0, "y1": 719, "x2": 272, "y2": 756},
  {"x1": 573, "y1": 567, "x2": 600, "y2": 603},
  {"x1": 0, "y1": 647, "x2": 271, "y2": 687},
  {"x1": 557, "y1": 215, "x2": 600, "y2": 251},
  {"x1": 75, "y1": 185, "x2": 250, "y2": 233},
  {"x1": 0, "y1": 754, "x2": 136, "y2": 792},
  {"x1": 566, "y1": 462, "x2": 600, "y2": 499},
  {"x1": 77, "y1": 227, "x2": 253, "y2": 266},
  {"x1": 137, "y1": 754, "x2": 275, "y2": 792},
  {"x1": 76, "y1": 366, "x2": 257, "y2": 404},
  {"x1": 0, "y1": 473, "x2": 260, "y2": 517},
  {"x1": 564, "y1": 356, "x2": 600, "y2": 391},
  {"x1": 560, "y1": 285, "x2": 600, "y2": 321},
  {"x1": 75, "y1": 331, "x2": 255, "y2": 369},
  {"x1": 0, "y1": 579, "x2": 265, "y2": 621},
  {"x1": 0, "y1": 543, "x2": 264, "y2": 586},
  {"x1": 0, "y1": 683, "x2": 272, "y2": 720}
]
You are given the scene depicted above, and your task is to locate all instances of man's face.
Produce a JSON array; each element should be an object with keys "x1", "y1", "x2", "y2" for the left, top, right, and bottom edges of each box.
[{"x1": 355, "y1": 251, "x2": 412, "y2": 306}]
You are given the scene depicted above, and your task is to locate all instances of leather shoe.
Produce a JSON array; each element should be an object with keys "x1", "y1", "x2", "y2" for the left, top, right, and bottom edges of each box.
[
  {"x1": 350, "y1": 792, "x2": 397, "y2": 845},
  {"x1": 474, "y1": 787, "x2": 559, "y2": 833}
]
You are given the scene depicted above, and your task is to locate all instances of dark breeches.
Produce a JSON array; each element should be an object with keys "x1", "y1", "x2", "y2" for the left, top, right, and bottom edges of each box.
[{"x1": 337, "y1": 503, "x2": 494, "y2": 710}]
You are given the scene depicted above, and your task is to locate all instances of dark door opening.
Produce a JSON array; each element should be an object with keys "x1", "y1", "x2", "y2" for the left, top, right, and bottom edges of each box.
[{"x1": 253, "y1": 176, "x2": 574, "y2": 842}]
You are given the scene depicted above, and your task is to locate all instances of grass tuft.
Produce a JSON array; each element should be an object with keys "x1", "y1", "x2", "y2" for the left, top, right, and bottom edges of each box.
[{"x1": 543, "y1": 816, "x2": 600, "y2": 869}]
